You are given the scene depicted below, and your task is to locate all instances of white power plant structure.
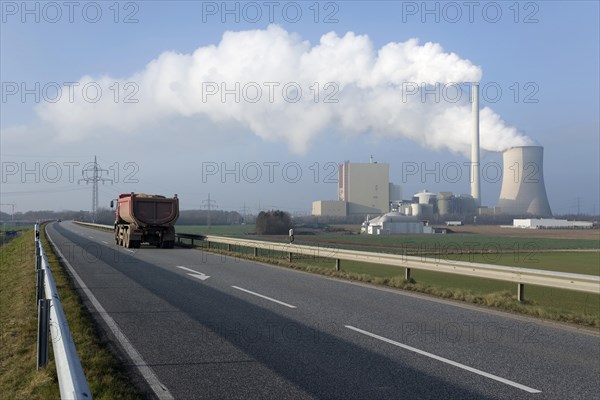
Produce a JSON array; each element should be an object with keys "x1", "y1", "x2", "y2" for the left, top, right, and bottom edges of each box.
[
  {"x1": 471, "y1": 82, "x2": 481, "y2": 207},
  {"x1": 497, "y1": 146, "x2": 552, "y2": 217}
]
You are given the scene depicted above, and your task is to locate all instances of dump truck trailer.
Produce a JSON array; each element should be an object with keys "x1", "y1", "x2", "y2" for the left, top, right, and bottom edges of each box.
[{"x1": 112, "y1": 193, "x2": 179, "y2": 248}]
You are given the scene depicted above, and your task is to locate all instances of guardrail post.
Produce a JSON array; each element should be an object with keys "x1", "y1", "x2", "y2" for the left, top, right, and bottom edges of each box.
[
  {"x1": 253, "y1": 247, "x2": 257, "y2": 257},
  {"x1": 37, "y1": 299, "x2": 50, "y2": 369},
  {"x1": 288, "y1": 252, "x2": 292, "y2": 262},
  {"x1": 335, "y1": 259, "x2": 340, "y2": 271},
  {"x1": 36, "y1": 250, "x2": 41, "y2": 271},
  {"x1": 517, "y1": 284, "x2": 525, "y2": 302},
  {"x1": 207, "y1": 241, "x2": 210, "y2": 249},
  {"x1": 405, "y1": 268, "x2": 411, "y2": 281},
  {"x1": 36, "y1": 269, "x2": 45, "y2": 304},
  {"x1": 227, "y1": 243, "x2": 231, "y2": 251}
]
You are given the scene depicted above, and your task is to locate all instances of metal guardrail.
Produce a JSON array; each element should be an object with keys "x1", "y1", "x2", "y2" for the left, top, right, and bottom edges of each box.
[
  {"x1": 73, "y1": 221, "x2": 600, "y2": 300},
  {"x1": 200, "y1": 235, "x2": 600, "y2": 299},
  {"x1": 35, "y1": 223, "x2": 92, "y2": 400},
  {"x1": 73, "y1": 221, "x2": 113, "y2": 231}
]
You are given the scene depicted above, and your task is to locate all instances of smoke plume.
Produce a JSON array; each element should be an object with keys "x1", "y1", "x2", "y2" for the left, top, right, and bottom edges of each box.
[{"x1": 35, "y1": 25, "x2": 532, "y2": 154}]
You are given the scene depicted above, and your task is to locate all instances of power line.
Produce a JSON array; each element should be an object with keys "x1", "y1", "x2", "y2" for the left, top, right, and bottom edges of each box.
[
  {"x1": 78, "y1": 156, "x2": 112, "y2": 222},
  {"x1": 1, "y1": 186, "x2": 90, "y2": 195},
  {"x1": 202, "y1": 193, "x2": 218, "y2": 229}
]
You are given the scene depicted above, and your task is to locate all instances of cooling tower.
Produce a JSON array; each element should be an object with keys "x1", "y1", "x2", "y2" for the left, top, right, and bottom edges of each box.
[{"x1": 497, "y1": 146, "x2": 552, "y2": 216}]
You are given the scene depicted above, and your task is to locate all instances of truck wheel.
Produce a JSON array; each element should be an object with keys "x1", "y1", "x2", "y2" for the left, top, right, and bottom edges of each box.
[{"x1": 131, "y1": 241, "x2": 141, "y2": 249}]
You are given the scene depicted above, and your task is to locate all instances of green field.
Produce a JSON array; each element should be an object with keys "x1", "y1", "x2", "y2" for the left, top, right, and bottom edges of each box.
[{"x1": 176, "y1": 225, "x2": 600, "y2": 251}]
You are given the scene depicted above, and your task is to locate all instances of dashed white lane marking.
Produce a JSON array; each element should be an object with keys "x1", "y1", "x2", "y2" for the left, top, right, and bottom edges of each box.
[
  {"x1": 101, "y1": 241, "x2": 109, "y2": 244},
  {"x1": 124, "y1": 249, "x2": 135, "y2": 253},
  {"x1": 345, "y1": 325, "x2": 541, "y2": 394},
  {"x1": 231, "y1": 286, "x2": 296, "y2": 309}
]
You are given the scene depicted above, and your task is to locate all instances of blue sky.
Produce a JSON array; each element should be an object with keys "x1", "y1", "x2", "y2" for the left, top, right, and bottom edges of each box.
[{"x1": 1, "y1": 1, "x2": 599, "y2": 215}]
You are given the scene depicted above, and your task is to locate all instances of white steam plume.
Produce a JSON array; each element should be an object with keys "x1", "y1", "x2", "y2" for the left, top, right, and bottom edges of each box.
[{"x1": 35, "y1": 25, "x2": 532, "y2": 154}]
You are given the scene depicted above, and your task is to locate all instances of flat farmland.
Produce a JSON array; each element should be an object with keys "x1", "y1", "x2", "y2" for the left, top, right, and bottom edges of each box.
[{"x1": 443, "y1": 225, "x2": 600, "y2": 240}]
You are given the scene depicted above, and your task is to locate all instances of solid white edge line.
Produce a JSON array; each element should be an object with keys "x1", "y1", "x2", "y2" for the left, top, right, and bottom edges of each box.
[
  {"x1": 231, "y1": 286, "x2": 297, "y2": 309},
  {"x1": 345, "y1": 325, "x2": 541, "y2": 394},
  {"x1": 46, "y1": 225, "x2": 175, "y2": 400}
]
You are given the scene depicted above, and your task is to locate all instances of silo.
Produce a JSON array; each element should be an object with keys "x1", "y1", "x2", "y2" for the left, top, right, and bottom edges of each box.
[
  {"x1": 414, "y1": 190, "x2": 437, "y2": 205},
  {"x1": 410, "y1": 203, "x2": 421, "y2": 217},
  {"x1": 437, "y1": 192, "x2": 453, "y2": 216},
  {"x1": 497, "y1": 146, "x2": 552, "y2": 216}
]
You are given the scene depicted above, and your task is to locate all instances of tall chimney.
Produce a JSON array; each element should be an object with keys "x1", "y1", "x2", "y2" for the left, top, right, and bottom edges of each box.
[{"x1": 471, "y1": 82, "x2": 481, "y2": 207}]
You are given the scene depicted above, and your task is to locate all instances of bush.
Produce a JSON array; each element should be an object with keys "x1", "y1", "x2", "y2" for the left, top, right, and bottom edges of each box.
[{"x1": 256, "y1": 210, "x2": 292, "y2": 234}]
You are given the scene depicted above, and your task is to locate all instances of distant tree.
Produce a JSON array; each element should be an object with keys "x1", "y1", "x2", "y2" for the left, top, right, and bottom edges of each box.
[{"x1": 256, "y1": 210, "x2": 292, "y2": 234}]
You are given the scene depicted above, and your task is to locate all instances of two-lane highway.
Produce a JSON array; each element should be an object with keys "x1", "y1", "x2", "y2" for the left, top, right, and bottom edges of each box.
[{"x1": 46, "y1": 221, "x2": 600, "y2": 399}]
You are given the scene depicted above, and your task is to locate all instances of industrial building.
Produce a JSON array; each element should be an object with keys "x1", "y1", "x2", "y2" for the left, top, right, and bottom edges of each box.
[
  {"x1": 361, "y1": 212, "x2": 433, "y2": 234},
  {"x1": 311, "y1": 200, "x2": 347, "y2": 217},
  {"x1": 512, "y1": 219, "x2": 592, "y2": 229},
  {"x1": 312, "y1": 160, "x2": 401, "y2": 216}
]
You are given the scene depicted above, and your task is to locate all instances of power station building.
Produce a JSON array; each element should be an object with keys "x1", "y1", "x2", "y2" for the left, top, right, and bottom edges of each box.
[
  {"x1": 312, "y1": 161, "x2": 401, "y2": 216},
  {"x1": 312, "y1": 86, "x2": 553, "y2": 221},
  {"x1": 361, "y1": 212, "x2": 433, "y2": 234}
]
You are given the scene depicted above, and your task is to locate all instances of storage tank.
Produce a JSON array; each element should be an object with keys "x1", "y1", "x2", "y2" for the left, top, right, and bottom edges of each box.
[
  {"x1": 414, "y1": 190, "x2": 437, "y2": 205},
  {"x1": 497, "y1": 146, "x2": 552, "y2": 216},
  {"x1": 410, "y1": 203, "x2": 421, "y2": 217},
  {"x1": 437, "y1": 192, "x2": 453, "y2": 216}
]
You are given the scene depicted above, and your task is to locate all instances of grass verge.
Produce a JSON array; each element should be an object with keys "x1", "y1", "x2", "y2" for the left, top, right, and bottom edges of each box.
[
  {"x1": 189, "y1": 241, "x2": 600, "y2": 329},
  {"x1": 0, "y1": 229, "x2": 59, "y2": 399},
  {"x1": 0, "y1": 225, "x2": 142, "y2": 399}
]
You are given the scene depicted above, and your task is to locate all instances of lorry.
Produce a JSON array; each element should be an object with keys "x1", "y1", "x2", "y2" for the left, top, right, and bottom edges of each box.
[{"x1": 111, "y1": 193, "x2": 179, "y2": 248}]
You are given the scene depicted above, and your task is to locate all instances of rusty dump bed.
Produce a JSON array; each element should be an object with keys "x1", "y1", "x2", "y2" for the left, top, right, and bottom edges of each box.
[{"x1": 117, "y1": 193, "x2": 179, "y2": 227}]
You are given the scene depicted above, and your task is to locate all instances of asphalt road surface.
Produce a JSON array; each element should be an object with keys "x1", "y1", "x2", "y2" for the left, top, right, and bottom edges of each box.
[{"x1": 46, "y1": 221, "x2": 600, "y2": 399}]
